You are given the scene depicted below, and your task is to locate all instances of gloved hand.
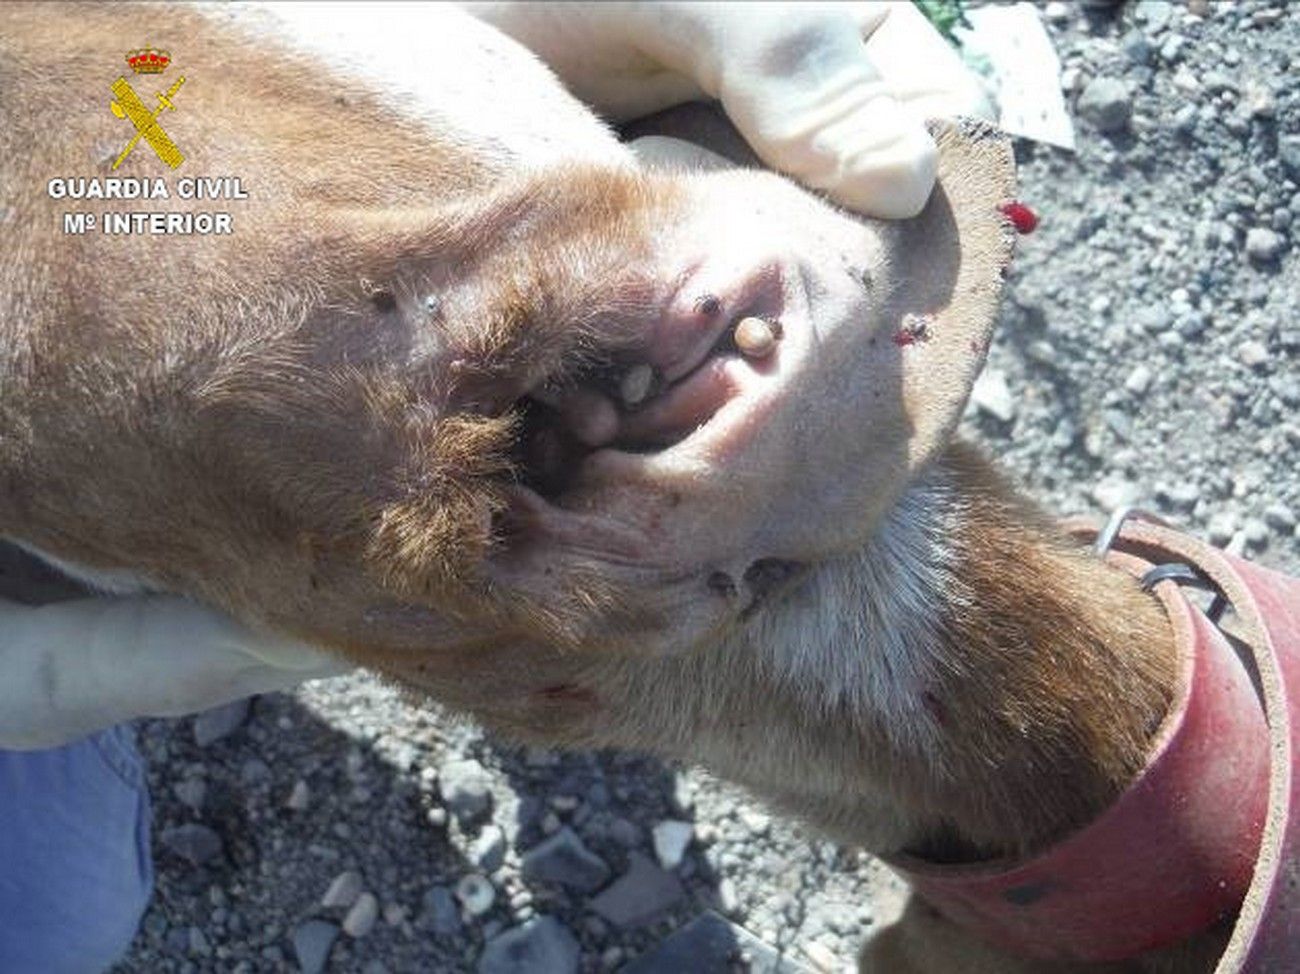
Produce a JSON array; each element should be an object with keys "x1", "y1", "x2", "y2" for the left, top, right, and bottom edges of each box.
[
  {"x1": 468, "y1": 1, "x2": 993, "y2": 217},
  {"x1": 0, "y1": 594, "x2": 346, "y2": 749}
]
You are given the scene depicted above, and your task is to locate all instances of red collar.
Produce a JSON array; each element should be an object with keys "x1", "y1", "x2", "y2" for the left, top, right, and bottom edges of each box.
[{"x1": 884, "y1": 513, "x2": 1300, "y2": 969}]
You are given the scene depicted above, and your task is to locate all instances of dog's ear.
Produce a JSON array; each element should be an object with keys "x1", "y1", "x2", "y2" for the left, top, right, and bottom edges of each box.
[{"x1": 876, "y1": 117, "x2": 1019, "y2": 476}]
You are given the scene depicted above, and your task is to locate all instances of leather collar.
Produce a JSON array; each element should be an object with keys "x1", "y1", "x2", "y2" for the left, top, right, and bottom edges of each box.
[{"x1": 885, "y1": 513, "x2": 1300, "y2": 969}]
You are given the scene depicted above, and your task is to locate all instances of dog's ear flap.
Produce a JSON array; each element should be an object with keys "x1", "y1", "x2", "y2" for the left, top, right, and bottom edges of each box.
[{"x1": 877, "y1": 117, "x2": 1019, "y2": 474}]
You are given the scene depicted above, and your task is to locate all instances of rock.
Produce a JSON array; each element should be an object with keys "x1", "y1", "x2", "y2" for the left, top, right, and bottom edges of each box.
[
  {"x1": 160, "y1": 824, "x2": 223, "y2": 866},
  {"x1": 321, "y1": 870, "x2": 364, "y2": 910},
  {"x1": 291, "y1": 920, "x2": 339, "y2": 974},
  {"x1": 473, "y1": 825, "x2": 508, "y2": 874},
  {"x1": 1238, "y1": 339, "x2": 1270, "y2": 368},
  {"x1": 588, "y1": 854, "x2": 685, "y2": 930},
  {"x1": 1245, "y1": 228, "x2": 1284, "y2": 263},
  {"x1": 286, "y1": 779, "x2": 311, "y2": 812},
  {"x1": 438, "y1": 759, "x2": 494, "y2": 824},
  {"x1": 651, "y1": 821, "x2": 694, "y2": 871},
  {"x1": 609, "y1": 817, "x2": 642, "y2": 848},
  {"x1": 456, "y1": 873, "x2": 496, "y2": 917},
  {"x1": 1279, "y1": 136, "x2": 1300, "y2": 181},
  {"x1": 1264, "y1": 503, "x2": 1297, "y2": 532},
  {"x1": 971, "y1": 370, "x2": 1016, "y2": 422},
  {"x1": 1207, "y1": 511, "x2": 1240, "y2": 546},
  {"x1": 1091, "y1": 476, "x2": 1142, "y2": 512},
  {"x1": 422, "y1": 885, "x2": 462, "y2": 936},
  {"x1": 192, "y1": 698, "x2": 250, "y2": 747},
  {"x1": 1077, "y1": 78, "x2": 1132, "y2": 133},
  {"x1": 1243, "y1": 518, "x2": 1271, "y2": 548},
  {"x1": 621, "y1": 911, "x2": 805, "y2": 974},
  {"x1": 520, "y1": 827, "x2": 611, "y2": 893},
  {"x1": 478, "y1": 916, "x2": 579, "y2": 974},
  {"x1": 1124, "y1": 365, "x2": 1153, "y2": 395},
  {"x1": 173, "y1": 778, "x2": 207, "y2": 812},
  {"x1": 343, "y1": 892, "x2": 379, "y2": 938}
]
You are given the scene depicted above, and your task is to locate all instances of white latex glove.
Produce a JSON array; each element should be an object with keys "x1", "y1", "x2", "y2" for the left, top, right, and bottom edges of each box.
[
  {"x1": 467, "y1": 1, "x2": 993, "y2": 218},
  {"x1": 0, "y1": 595, "x2": 347, "y2": 749}
]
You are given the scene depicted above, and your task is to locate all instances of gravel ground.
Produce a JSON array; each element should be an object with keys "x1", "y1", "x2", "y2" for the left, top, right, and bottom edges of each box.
[{"x1": 116, "y1": 2, "x2": 1299, "y2": 972}]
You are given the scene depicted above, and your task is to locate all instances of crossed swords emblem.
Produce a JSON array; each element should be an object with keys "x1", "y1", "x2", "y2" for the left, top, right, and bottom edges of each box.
[{"x1": 109, "y1": 75, "x2": 186, "y2": 170}]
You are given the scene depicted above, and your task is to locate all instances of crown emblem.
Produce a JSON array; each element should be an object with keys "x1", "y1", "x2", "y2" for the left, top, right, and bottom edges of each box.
[{"x1": 125, "y1": 43, "x2": 171, "y2": 75}]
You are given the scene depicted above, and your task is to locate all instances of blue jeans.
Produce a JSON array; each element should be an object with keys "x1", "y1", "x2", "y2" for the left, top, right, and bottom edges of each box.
[{"x1": 0, "y1": 726, "x2": 153, "y2": 973}]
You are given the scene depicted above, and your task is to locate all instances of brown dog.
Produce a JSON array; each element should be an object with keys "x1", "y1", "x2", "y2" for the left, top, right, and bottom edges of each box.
[{"x1": 1, "y1": 4, "x2": 1271, "y2": 971}]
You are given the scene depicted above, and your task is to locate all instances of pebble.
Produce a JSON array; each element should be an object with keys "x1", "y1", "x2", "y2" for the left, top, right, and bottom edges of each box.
[
  {"x1": 286, "y1": 779, "x2": 311, "y2": 812},
  {"x1": 173, "y1": 778, "x2": 207, "y2": 812},
  {"x1": 473, "y1": 825, "x2": 508, "y2": 874},
  {"x1": 803, "y1": 940, "x2": 839, "y2": 972},
  {"x1": 651, "y1": 821, "x2": 694, "y2": 871},
  {"x1": 1245, "y1": 228, "x2": 1284, "y2": 263},
  {"x1": 1124, "y1": 365, "x2": 1154, "y2": 395},
  {"x1": 588, "y1": 853, "x2": 685, "y2": 929},
  {"x1": 192, "y1": 698, "x2": 250, "y2": 747},
  {"x1": 1264, "y1": 503, "x2": 1297, "y2": 532},
  {"x1": 438, "y1": 759, "x2": 495, "y2": 824},
  {"x1": 292, "y1": 920, "x2": 339, "y2": 974},
  {"x1": 1091, "y1": 476, "x2": 1143, "y2": 512},
  {"x1": 971, "y1": 370, "x2": 1017, "y2": 423},
  {"x1": 478, "y1": 916, "x2": 579, "y2": 974},
  {"x1": 1207, "y1": 510, "x2": 1240, "y2": 546},
  {"x1": 1238, "y1": 340, "x2": 1270, "y2": 369},
  {"x1": 342, "y1": 892, "x2": 380, "y2": 938},
  {"x1": 620, "y1": 911, "x2": 786, "y2": 974},
  {"x1": 422, "y1": 885, "x2": 462, "y2": 936},
  {"x1": 161, "y1": 824, "x2": 224, "y2": 866},
  {"x1": 321, "y1": 870, "x2": 364, "y2": 910},
  {"x1": 1077, "y1": 78, "x2": 1132, "y2": 132},
  {"x1": 456, "y1": 873, "x2": 496, "y2": 917},
  {"x1": 520, "y1": 827, "x2": 611, "y2": 893}
]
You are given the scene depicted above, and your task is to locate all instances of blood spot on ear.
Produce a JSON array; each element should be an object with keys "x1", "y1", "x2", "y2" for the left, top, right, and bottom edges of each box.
[{"x1": 1000, "y1": 201, "x2": 1039, "y2": 235}]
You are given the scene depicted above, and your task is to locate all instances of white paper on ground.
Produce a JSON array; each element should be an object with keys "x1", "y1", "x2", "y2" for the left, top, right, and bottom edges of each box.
[{"x1": 957, "y1": 3, "x2": 1076, "y2": 151}]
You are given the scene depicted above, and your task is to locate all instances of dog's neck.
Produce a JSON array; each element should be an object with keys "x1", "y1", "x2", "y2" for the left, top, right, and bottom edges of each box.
[{"x1": 729, "y1": 442, "x2": 1177, "y2": 861}]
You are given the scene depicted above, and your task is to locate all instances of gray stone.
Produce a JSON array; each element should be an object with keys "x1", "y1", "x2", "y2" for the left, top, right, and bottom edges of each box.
[
  {"x1": 1124, "y1": 365, "x2": 1154, "y2": 395},
  {"x1": 173, "y1": 778, "x2": 207, "y2": 812},
  {"x1": 291, "y1": 920, "x2": 339, "y2": 974},
  {"x1": 1077, "y1": 78, "x2": 1132, "y2": 133},
  {"x1": 971, "y1": 370, "x2": 1016, "y2": 422},
  {"x1": 161, "y1": 824, "x2": 223, "y2": 866},
  {"x1": 422, "y1": 885, "x2": 462, "y2": 937},
  {"x1": 1091, "y1": 476, "x2": 1142, "y2": 512},
  {"x1": 456, "y1": 873, "x2": 496, "y2": 917},
  {"x1": 1245, "y1": 228, "x2": 1284, "y2": 263},
  {"x1": 343, "y1": 892, "x2": 379, "y2": 938},
  {"x1": 621, "y1": 911, "x2": 809, "y2": 974},
  {"x1": 588, "y1": 854, "x2": 685, "y2": 930},
  {"x1": 1208, "y1": 511, "x2": 1240, "y2": 546},
  {"x1": 473, "y1": 825, "x2": 508, "y2": 874},
  {"x1": 520, "y1": 827, "x2": 610, "y2": 893},
  {"x1": 321, "y1": 870, "x2": 364, "y2": 910},
  {"x1": 1238, "y1": 339, "x2": 1270, "y2": 368},
  {"x1": 651, "y1": 820, "x2": 694, "y2": 871},
  {"x1": 438, "y1": 759, "x2": 494, "y2": 824},
  {"x1": 1279, "y1": 136, "x2": 1300, "y2": 181},
  {"x1": 192, "y1": 698, "x2": 250, "y2": 747},
  {"x1": 286, "y1": 779, "x2": 311, "y2": 812},
  {"x1": 478, "y1": 916, "x2": 579, "y2": 974},
  {"x1": 1264, "y1": 503, "x2": 1297, "y2": 532}
]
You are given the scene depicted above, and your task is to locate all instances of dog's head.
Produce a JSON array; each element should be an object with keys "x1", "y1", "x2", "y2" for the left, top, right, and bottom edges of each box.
[{"x1": 280, "y1": 114, "x2": 1020, "y2": 669}]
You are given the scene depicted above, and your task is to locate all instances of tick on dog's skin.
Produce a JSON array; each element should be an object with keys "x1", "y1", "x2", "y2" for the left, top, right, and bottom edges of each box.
[
  {"x1": 734, "y1": 316, "x2": 781, "y2": 358},
  {"x1": 694, "y1": 293, "x2": 722, "y2": 317}
]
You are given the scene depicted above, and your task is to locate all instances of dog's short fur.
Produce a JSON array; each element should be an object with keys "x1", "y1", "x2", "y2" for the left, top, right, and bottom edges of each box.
[{"x1": 2, "y1": 5, "x2": 1216, "y2": 970}]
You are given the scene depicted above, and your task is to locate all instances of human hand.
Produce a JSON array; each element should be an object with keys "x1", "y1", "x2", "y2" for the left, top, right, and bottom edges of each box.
[
  {"x1": 469, "y1": 1, "x2": 993, "y2": 217},
  {"x1": 0, "y1": 594, "x2": 347, "y2": 749}
]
